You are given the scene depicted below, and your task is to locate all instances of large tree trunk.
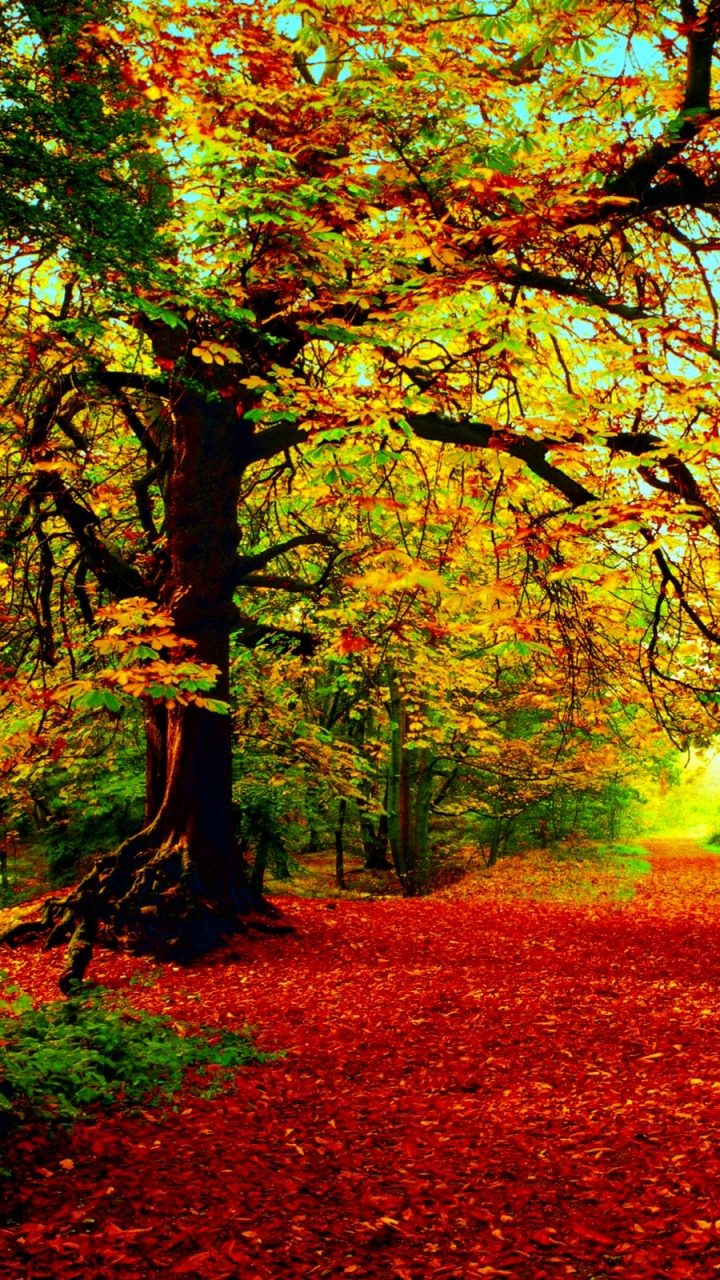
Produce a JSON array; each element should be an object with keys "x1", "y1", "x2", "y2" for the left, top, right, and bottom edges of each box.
[
  {"x1": 155, "y1": 385, "x2": 242, "y2": 878},
  {"x1": 10, "y1": 388, "x2": 272, "y2": 989}
]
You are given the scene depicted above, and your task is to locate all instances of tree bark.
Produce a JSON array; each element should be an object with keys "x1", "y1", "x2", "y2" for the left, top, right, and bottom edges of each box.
[
  {"x1": 143, "y1": 699, "x2": 167, "y2": 827},
  {"x1": 138, "y1": 385, "x2": 249, "y2": 908},
  {"x1": 386, "y1": 674, "x2": 436, "y2": 895},
  {"x1": 358, "y1": 778, "x2": 391, "y2": 871},
  {"x1": 359, "y1": 807, "x2": 391, "y2": 870},
  {"x1": 250, "y1": 832, "x2": 271, "y2": 896}
]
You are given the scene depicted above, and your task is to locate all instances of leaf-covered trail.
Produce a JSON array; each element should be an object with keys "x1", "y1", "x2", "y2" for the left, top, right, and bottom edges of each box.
[{"x1": 2, "y1": 842, "x2": 720, "y2": 1279}]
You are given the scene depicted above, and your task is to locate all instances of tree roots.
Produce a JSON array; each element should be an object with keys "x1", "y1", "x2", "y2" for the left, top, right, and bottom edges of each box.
[{"x1": 1, "y1": 833, "x2": 284, "y2": 993}]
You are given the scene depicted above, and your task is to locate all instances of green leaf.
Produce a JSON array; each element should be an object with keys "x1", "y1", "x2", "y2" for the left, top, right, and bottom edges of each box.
[
  {"x1": 73, "y1": 689, "x2": 123, "y2": 712},
  {"x1": 134, "y1": 298, "x2": 186, "y2": 329},
  {"x1": 202, "y1": 698, "x2": 230, "y2": 715}
]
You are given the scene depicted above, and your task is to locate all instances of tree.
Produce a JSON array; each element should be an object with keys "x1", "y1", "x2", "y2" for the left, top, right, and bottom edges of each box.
[{"x1": 4, "y1": 0, "x2": 720, "y2": 982}]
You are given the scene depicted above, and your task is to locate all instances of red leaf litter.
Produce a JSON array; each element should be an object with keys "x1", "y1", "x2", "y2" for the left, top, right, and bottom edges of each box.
[{"x1": 2, "y1": 839, "x2": 720, "y2": 1279}]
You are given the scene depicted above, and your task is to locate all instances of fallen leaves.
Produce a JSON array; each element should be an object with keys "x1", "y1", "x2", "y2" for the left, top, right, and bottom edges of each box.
[{"x1": 1, "y1": 840, "x2": 720, "y2": 1278}]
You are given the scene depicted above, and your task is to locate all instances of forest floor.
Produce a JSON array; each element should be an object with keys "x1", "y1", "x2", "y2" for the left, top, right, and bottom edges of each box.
[{"x1": 1, "y1": 838, "x2": 720, "y2": 1279}]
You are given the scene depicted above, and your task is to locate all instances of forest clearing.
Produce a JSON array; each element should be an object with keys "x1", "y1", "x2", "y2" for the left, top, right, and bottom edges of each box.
[{"x1": 2, "y1": 840, "x2": 720, "y2": 1280}]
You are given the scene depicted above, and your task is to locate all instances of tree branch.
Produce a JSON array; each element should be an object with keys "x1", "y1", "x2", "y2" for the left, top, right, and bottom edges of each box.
[
  {"x1": 650, "y1": 541, "x2": 720, "y2": 645},
  {"x1": 236, "y1": 573, "x2": 328, "y2": 592},
  {"x1": 507, "y1": 269, "x2": 652, "y2": 321},
  {"x1": 131, "y1": 466, "x2": 161, "y2": 544},
  {"x1": 231, "y1": 612, "x2": 317, "y2": 656},
  {"x1": 243, "y1": 420, "x2": 309, "y2": 464},
  {"x1": 605, "y1": 0, "x2": 720, "y2": 201},
  {"x1": 408, "y1": 412, "x2": 598, "y2": 505},
  {"x1": 233, "y1": 532, "x2": 338, "y2": 581},
  {"x1": 35, "y1": 471, "x2": 145, "y2": 598},
  {"x1": 115, "y1": 389, "x2": 165, "y2": 464}
]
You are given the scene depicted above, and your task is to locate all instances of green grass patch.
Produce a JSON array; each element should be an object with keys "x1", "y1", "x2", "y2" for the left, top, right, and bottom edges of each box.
[
  {"x1": 520, "y1": 841, "x2": 651, "y2": 903},
  {"x1": 0, "y1": 975, "x2": 278, "y2": 1165},
  {"x1": 600, "y1": 843, "x2": 652, "y2": 900}
]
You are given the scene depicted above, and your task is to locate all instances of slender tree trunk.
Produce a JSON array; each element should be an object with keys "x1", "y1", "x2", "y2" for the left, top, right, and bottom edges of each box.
[
  {"x1": 411, "y1": 748, "x2": 434, "y2": 894},
  {"x1": 359, "y1": 810, "x2": 391, "y2": 870},
  {"x1": 375, "y1": 807, "x2": 390, "y2": 867},
  {"x1": 387, "y1": 671, "x2": 410, "y2": 892},
  {"x1": 335, "y1": 797, "x2": 348, "y2": 890},
  {"x1": 273, "y1": 836, "x2": 291, "y2": 880},
  {"x1": 387, "y1": 674, "x2": 435, "y2": 895},
  {"x1": 251, "y1": 832, "x2": 271, "y2": 896},
  {"x1": 358, "y1": 779, "x2": 391, "y2": 870},
  {"x1": 359, "y1": 808, "x2": 379, "y2": 866},
  {"x1": 303, "y1": 823, "x2": 321, "y2": 854},
  {"x1": 608, "y1": 797, "x2": 617, "y2": 840},
  {"x1": 488, "y1": 819, "x2": 501, "y2": 868}
]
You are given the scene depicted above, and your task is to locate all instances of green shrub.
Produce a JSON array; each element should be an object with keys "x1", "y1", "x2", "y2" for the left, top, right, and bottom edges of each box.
[{"x1": 0, "y1": 975, "x2": 277, "y2": 1148}]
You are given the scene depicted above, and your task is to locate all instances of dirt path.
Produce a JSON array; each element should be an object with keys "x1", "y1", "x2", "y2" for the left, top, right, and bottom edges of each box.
[{"x1": 2, "y1": 841, "x2": 720, "y2": 1279}]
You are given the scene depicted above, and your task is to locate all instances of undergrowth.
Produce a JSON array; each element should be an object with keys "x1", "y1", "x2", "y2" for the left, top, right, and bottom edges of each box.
[
  {"x1": 0, "y1": 975, "x2": 278, "y2": 1163},
  {"x1": 498, "y1": 840, "x2": 652, "y2": 903}
]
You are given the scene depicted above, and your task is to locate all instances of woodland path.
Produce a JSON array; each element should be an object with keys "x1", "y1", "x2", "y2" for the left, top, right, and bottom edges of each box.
[{"x1": 2, "y1": 841, "x2": 720, "y2": 1279}]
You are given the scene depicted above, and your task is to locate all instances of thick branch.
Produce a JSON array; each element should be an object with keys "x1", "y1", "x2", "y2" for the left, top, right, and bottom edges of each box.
[
  {"x1": 74, "y1": 556, "x2": 94, "y2": 627},
  {"x1": 605, "y1": 1, "x2": 720, "y2": 201},
  {"x1": 243, "y1": 420, "x2": 309, "y2": 464},
  {"x1": 408, "y1": 412, "x2": 597, "y2": 506},
  {"x1": 231, "y1": 611, "x2": 317, "y2": 656},
  {"x1": 54, "y1": 395, "x2": 89, "y2": 451},
  {"x1": 53, "y1": 370, "x2": 169, "y2": 399},
  {"x1": 507, "y1": 269, "x2": 651, "y2": 321},
  {"x1": 116, "y1": 389, "x2": 165, "y2": 464},
  {"x1": 36, "y1": 471, "x2": 145, "y2": 597},
  {"x1": 233, "y1": 532, "x2": 337, "y2": 581},
  {"x1": 505, "y1": 269, "x2": 720, "y2": 364},
  {"x1": 236, "y1": 573, "x2": 328, "y2": 592}
]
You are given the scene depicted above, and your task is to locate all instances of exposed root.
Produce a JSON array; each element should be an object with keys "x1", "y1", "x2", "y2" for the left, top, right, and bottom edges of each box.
[{"x1": 1, "y1": 832, "x2": 285, "y2": 992}]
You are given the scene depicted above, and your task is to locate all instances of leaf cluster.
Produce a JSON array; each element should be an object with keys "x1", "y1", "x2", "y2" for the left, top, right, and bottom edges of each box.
[{"x1": 0, "y1": 0, "x2": 172, "y2": 283}]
